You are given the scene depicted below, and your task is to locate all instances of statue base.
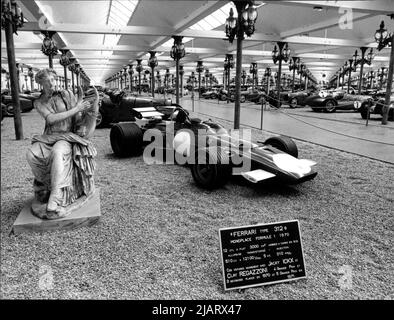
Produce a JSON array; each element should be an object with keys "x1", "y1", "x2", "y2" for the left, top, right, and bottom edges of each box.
[{"x1": 11, "y1": 188, "x2": 101, "y2": 235}]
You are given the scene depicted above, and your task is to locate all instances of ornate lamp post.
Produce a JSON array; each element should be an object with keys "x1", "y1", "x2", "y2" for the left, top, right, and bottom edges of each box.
[
  {"x1": 374, "y1": 20, "x2": 393, "y2": 124},
  {"x1": 223, "y1": 54, "x2": 234, "y2": 102},
  {"x1": 156, "y1": 70, "x2": 161, "y2": 90},
  {"x1": 289, "y1": 56, "x2": 300, "y2": 92},
  {"x1": 241, "y1": 69, "x2": 246, "y2": 86},
  {"x1": 136, "y1": 59, "x2": 143, "y2": 94},
  {"x1": 272, "y1": 42, "x2": 290, "y2": 107},
  {"x1": 264, "y1": 67, "x2": 272, "y2": 95},
  {"x1": 122, "y1": 66, "x2": 127, "y2": 90},
  {"x1": 205, "y1": 68, "x2": 210, "y2": 90},
  {"x1": 353, "y1": 48, "x2": 373, "y2": 94},
  {"x1": 196, "y1": 61, "x2": 204, "y2": 99},
  {"x1": 68, "y1": 57, "x2": 76, "y2": 93},
  {"x1": 170, "y1": 35, "x2": 186, "y2": 104},
  {"x1": 377, "y1": 67, "x2": 388, "y2": 89},
  {"x1": 148, "y1": 51, "x2": 158, "y2": 97},
  {"x1": 225, "y1": 0, "x2": 258, "y2": 129},
  {"x1": 41, "y1": 31, "x2": 58, "y2": 69},
  {"x1": 249, "y1": 62, "x2": 257, "y2": 90},
  {"x1": 179, "y1": 65, "x2": 184, "y2": 97},
  {"x1": 128, "y1": 64, "x2": 134, "y2": 92},
  {"x1": 59, "y1": 49, "x2": 71, "y2": 90},
  {"x1": 344, "y1": 58, "x2": 357, "y2": 93},
  {"x1": 1, "y1": 0, "x2": 25, "y2": 139},
  {"x1": 74, "y1": 63, "x2": 80, "y2": 88},
  {"x1": 367, "y1": 71, "x2": 375, "y2": 89},
  {"x1": 165, "y1": 68, "x2": 170, "y2": 93},
  {"x1": 28, "y1": 67, "x2": 34, "y2": 91}
]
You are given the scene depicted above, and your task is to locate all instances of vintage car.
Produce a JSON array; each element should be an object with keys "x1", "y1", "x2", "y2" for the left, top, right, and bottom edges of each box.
[
  {"x1": 202, "y1": 89, "x2": 219, "y2": 99},
  {"x1": 286, "y1": 90, "x2": 313, "y2": 108},
  {"x1": 109, "y1": 104, "x2": 318, "y2": 189},
  {"x1": 97, "y1": 90, "x2": 172, "y2": 128},
  {"x1": 304, "y1": 91, "x2": 372, "y2": 113},
  {"x1": 358, "y1": 94, "x2": 394, "y2": 121},
  {"x1": 1, "y1": 90, "x2": 35, "y2": 116}
]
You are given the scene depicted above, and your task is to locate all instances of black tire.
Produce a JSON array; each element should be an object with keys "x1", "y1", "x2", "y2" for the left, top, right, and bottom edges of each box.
[
  {"x1": 289, "y1": 97, "x2": 298, "y2": 108},
  {"x1": 5, "y1": 103, "x2": 14, "y2": 116},
  {"x1": 191, "y1": 148, "x2": 232, "y2": 189},
  {"x1": 360, "y1": 102, "x2": 371, "y2": 120},
  {"x1": 240, "y1": 95, "x2": 246, "y2": 103},
  {"x1": 220, "y1": 94, "x2": 227, "y2": 101},
  {"x1": 110, "y1": 123, "x2": 143, "y2": 157},
  {"x1": 324, "y1": 100, "x2": 336, "y2": 113},
  {"x1": 264, "y1": 136, "x2": 298, "y2": 158}
]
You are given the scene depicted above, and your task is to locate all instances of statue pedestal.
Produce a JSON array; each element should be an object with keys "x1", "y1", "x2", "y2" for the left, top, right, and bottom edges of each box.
[{"x1": 12, "y1": 188, "x2": 101, "y2": 235}]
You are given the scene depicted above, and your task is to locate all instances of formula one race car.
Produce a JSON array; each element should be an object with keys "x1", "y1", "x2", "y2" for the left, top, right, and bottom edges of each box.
[{"x1": 110, "y1": 104, "x2": 318, "y2": 189}]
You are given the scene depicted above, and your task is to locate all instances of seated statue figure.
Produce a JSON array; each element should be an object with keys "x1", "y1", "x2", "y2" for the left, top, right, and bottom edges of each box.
[{"x1": 26, "y1": 68, "x2": 99, "y2": 219}]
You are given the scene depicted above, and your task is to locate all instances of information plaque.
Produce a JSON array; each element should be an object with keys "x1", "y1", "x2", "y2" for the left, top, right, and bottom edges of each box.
[{"x1": 219, "y1": 220, "x2": 306, "y2": 291}]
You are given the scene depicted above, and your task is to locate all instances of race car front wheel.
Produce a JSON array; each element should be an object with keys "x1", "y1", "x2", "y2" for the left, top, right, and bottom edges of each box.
[
  {"x1": 264, "y1": 136, "x2": 298, "y2": 158},
  {"x1": 191, "y1": 149, "x2": 231, "y2": 189},
  {"x1": 110, "y1": 123, "x2": 143, "y2": 157}
]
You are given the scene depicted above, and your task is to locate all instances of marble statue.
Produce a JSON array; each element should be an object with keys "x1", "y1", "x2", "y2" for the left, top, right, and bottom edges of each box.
[{"x1": 26, "y1": 68, "x2": 99, "y2": 219}]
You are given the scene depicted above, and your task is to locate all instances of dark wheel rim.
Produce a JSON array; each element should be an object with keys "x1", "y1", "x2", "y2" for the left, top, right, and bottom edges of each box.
[
  {"x1": 326, "y1": 101, "x2": 335, "y2": 112},
  {"x1": 6, "y1": 104, "x2": 14, "y2": 116},
  {"x1": 240, "y1": 96, "x2": 245, "y2": 103},
  {"x1": 290, "y1": 98, "x2": 297, "y2": 108},
  {"x1": 195, "y1": 164, "x2": 215, "y2": 183}
]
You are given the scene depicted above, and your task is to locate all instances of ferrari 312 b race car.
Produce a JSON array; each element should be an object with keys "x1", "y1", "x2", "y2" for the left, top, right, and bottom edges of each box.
[{"x1": 109, "y1": 104, "x2": 318, "y2": 189}]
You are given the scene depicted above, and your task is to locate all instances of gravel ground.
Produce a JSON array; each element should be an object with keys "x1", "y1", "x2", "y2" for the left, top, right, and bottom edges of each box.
[{"x1": 1, "y1": 109, "x2": 393, "y2": 300}]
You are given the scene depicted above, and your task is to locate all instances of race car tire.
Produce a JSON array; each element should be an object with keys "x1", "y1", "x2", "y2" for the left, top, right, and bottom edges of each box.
[
  {"x1": 191, "y1": 148, "x2": 232, "y2": 189},
  {"x1": 324, "y1": 100, "x2": 336, "y2": 113},
  {"x1": 289, "y1": 98, "x2": 298, "y2": 108},
  {"x1": 264, "y1": 136, "x2": 298, "y2": 158},
  {"x1": 220, "y1": 94, "x2": 227, "y2": 101},
  {"x1": 240, "y1": 95, "x2": 246, "y2": 103},
  {"x1": 110, "y1": 122, "x2": 143, "y2": 157}
]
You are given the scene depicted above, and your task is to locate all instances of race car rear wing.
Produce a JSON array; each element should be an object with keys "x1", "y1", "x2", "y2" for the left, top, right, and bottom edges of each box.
[{"x1": 132, "y1": 107, "x2": 164, "y2": 119}]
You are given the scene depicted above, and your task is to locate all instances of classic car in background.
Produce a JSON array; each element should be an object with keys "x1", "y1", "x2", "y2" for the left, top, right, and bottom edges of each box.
[
  {"x1": 97, "y1": 90, "x2": 172, "y2": 128},
  {"x1": 286, "y1": 90, "x2": 313, "y2": 108},
  {"x1": 358, "y1": 95, "x2": 394, "y2": 121},
  {"x1": 1, "y1": 89, "x2": 35, "y2": 116},
  {"x1": 304, "y1": 91, "x2": 372, "y2": 113}
]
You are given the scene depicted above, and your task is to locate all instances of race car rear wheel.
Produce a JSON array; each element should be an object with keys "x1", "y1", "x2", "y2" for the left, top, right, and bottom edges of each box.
[
  {"x1": 264, "y1": 136, "x2": 298, "y2": 158},
  {"x1": 240, "y1": 95, "x2": 246, "y2": 103},
  {"x1": 110, "y1": 123, "x2": 143, "y2": 157},
  {"x1": 191, "y1": 148, "x2": 232, "y2": 189}
]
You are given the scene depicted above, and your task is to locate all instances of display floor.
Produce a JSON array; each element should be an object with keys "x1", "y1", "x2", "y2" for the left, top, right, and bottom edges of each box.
[{"x1": 1, "y1": 106, "x2": 392, "y2": 299}]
